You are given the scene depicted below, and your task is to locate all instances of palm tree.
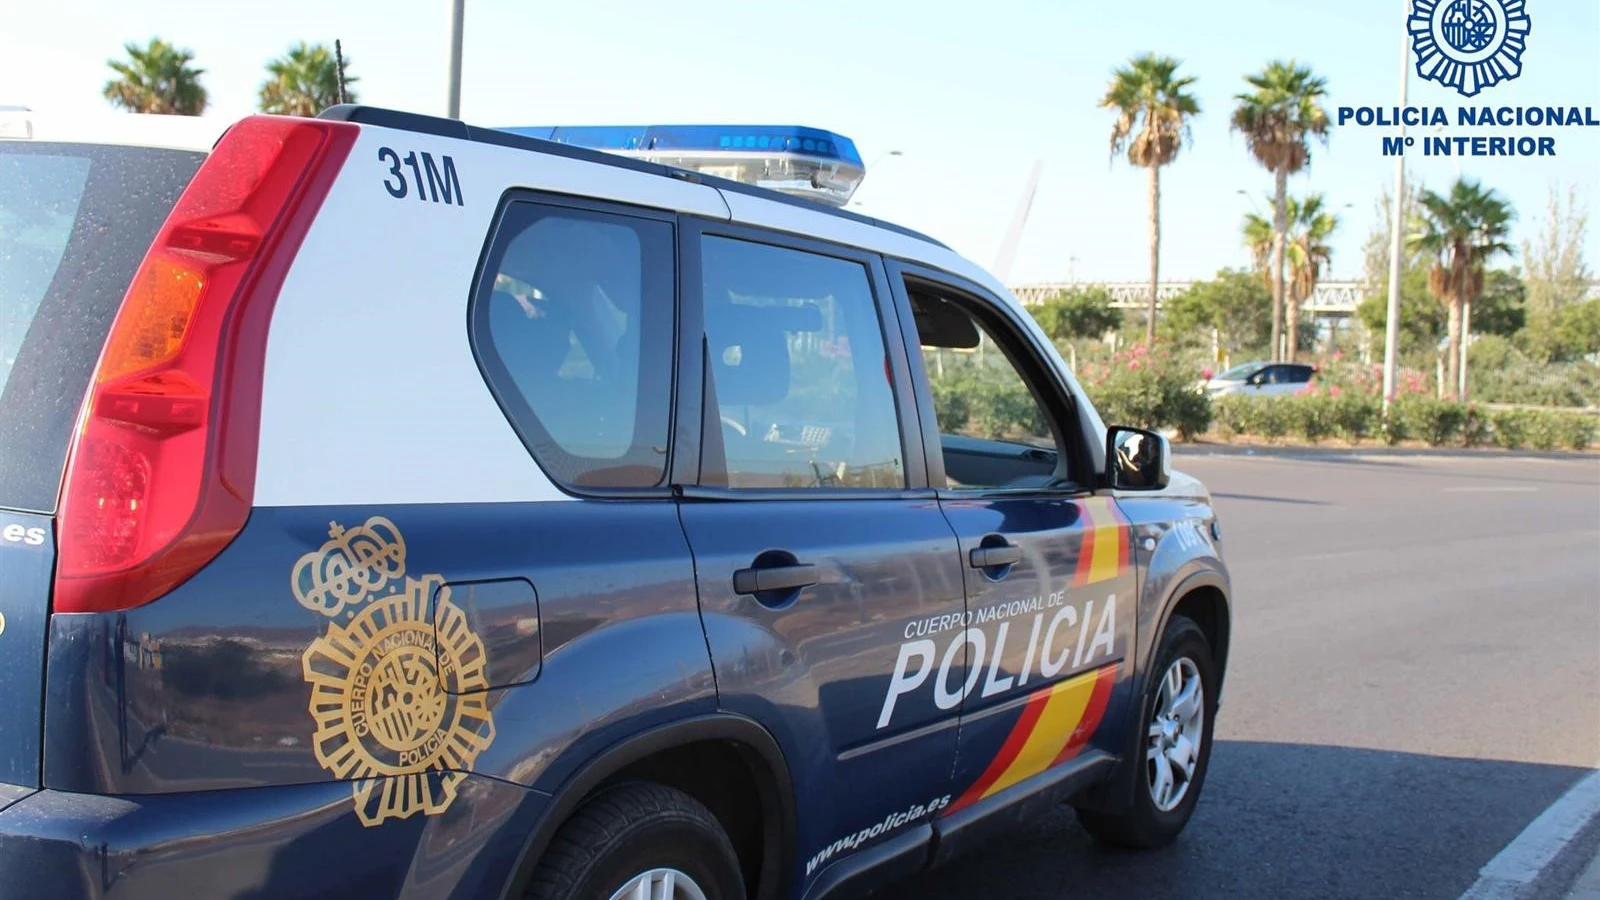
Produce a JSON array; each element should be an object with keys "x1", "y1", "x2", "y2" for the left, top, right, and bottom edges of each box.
[
  {"x1": 1284, "y1": 194, "x2": 1339, "y2": 360},
  {"x1": 1231, "y1": 61, "x2": 1330, "y2": 362},
  {"x1": 1242, "y1": 199, "x2": 1276, "y2": 284},
  {"x1": 103, "y1": 38, "x2": 208, "y2": 115},
  {"x1": 1242, "y1": 194, "x2": 1338, "y2": 360},
  {"x1": 259, "y1": 42, "x2": 358, "y2": 117},
  {"x1": 1100, "y1": 54, "x2": 1201, "y2": 344},
  {"x1": 1410, "y1": 178, "x2": 1514, "y2": 400}
]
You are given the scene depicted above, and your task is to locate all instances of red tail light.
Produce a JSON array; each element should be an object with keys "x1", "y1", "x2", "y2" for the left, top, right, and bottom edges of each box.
[{"x1": 54, "y1": 116, "x2": 357, "y2": 614}]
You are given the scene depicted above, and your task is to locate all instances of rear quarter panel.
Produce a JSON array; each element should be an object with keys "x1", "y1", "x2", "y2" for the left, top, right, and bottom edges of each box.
[
  {"x1": 34, "y1": 121, "x2": 733, "y2": 897},
  {"x1": 253, "y1": 123, "x2": 727, "y2": 510}
]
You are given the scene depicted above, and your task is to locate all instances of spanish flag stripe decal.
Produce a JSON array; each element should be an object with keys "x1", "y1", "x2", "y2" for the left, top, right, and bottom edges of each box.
[
  {"x1": 1080, "y1": 498, "x2": 1127, "y2": 586},
  {"x1": 984, "y1": 674, "x2": 1096, "y2": 795},
  {"x1": 1072, "y1": 501, "x2": 1099, "y2": 585},
  {"x1": 948, "y1": 664, "x2": 1118, "y2": 812},
  {"x1": 1050, "y1": 663, "x2": 1118, "y2": 767},
  {"x1": 947, "y1": 687, "x2": 1052, "y2": 813}
]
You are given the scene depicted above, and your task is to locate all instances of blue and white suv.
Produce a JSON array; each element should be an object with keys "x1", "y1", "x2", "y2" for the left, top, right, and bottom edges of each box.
[{"x1": 0, "y1": 104, "x2": 1231, "y2": 900}]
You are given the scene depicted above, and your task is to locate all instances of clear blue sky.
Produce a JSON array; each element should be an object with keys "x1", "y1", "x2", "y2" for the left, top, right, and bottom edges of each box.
[{"x1": 4, "y1": 0, "x2": 1597, "y2": 286}]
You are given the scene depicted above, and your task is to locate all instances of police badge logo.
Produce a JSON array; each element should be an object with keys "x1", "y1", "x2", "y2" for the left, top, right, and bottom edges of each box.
[
  {"x1": 1409, "y1": 0, "x2": 1530, "y2": 97},
  {"x1": 294, "y1": 517, "x2": 496, "y2": 827}
]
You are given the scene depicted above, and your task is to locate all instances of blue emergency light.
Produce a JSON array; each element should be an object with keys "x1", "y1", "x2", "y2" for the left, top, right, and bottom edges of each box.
[{"x1": 499, "y1": 124, "x2": 866, "y2": 208}]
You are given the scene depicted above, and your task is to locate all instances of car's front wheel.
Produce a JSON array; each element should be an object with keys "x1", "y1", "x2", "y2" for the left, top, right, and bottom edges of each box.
[
  {"x1": 1075, "y1": 613, "x2": 1217, "y2": 848},
  {"x1": 525, "y1": 782, "x2": 746, "y2": 900}
]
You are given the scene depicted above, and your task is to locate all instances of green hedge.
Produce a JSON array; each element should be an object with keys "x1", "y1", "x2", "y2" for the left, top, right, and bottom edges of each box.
[{"x1": 1208, "y1": 395, "x2": 1594, "y2": 451}]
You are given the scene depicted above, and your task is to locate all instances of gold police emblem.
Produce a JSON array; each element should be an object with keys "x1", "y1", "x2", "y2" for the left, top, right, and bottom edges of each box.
[{"x1": 295, "y1": 517, "x2": 496, "y2": 827}]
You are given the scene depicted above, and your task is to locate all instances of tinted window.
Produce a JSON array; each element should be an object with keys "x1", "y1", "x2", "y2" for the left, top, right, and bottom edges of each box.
[
  {"x1": 1, "y1": 155, "x2": 89, "y2": 396},
  {"x1": 0, "y1": 143, "x2": 203, "y2": 513},
  {"x1": 1261, "y1": 365, "x2": 1306, "y2": 385},
  {"x1": 910, "y1": 289, "x2": 1070, "y2": 490},
  {"x1": 700, "y1": 236, "x2": 903, "y2": 489},
  {"x1": 475, "y1": 203, "x2": 675, "y2": 489},
  {"x1": 1215, "y1": 361, "x2": 1266, "y2": 381}
]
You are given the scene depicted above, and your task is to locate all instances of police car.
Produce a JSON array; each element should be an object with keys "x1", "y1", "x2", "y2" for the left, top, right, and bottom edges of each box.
[{"x1": 0, "y1": 104, "x2": 1231, "y2": 900}]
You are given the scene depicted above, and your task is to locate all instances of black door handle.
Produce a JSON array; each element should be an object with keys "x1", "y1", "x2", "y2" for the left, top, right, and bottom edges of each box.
[
  {"x1": 969, "y1": 544, "x2": 1022, "y2": 569},
  {"x1": 733, "y1": 563, "x2": 819, "y2": 595}
]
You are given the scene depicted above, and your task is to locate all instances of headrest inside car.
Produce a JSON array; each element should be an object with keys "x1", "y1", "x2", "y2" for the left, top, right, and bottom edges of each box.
[{"x1": 708, "y1": 304, "x2": 799, "y2": 407}]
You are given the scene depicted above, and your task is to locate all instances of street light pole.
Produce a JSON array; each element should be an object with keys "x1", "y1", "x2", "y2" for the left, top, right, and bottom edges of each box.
[
  {"x1": 446, "y1": 0, "x2": 465, "y2": 118},
  {"x1": 1381, "y1": 0, "x2": 1410, "y2": 416}
]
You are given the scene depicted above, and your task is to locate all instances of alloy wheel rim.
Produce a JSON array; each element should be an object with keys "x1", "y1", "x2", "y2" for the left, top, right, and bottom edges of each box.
[
  {"x1": 608, "y1": 868, "x2": 709, "y2": 900},
  {"x1": 1146, "y1": 656, "x2": 1204, "y2": 812}
]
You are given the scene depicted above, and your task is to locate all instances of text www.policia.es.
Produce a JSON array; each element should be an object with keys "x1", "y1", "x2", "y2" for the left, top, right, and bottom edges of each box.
[{"x1": 805, "y1": 795, "x2": 953, "y2": 877}]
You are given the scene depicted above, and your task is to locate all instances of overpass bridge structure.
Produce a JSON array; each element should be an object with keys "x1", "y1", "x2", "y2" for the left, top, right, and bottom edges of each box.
[
  {"x1": 1009, "y1": 279, "x2": 1600, "y2": 316},
  {"x1": 1009, "y1": 280, "x2": 1365, "y2": 315}
]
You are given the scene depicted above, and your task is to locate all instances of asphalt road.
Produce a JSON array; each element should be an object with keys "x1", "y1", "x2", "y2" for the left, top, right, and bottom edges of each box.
[{"x1": 884, "y1": 449, "x2": 1600, "y2": 900}]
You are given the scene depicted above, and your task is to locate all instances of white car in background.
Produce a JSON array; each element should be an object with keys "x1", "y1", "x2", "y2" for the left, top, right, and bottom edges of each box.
[{"x1": 1202, "y1": 361, "x2": 1317, "y2": 398}]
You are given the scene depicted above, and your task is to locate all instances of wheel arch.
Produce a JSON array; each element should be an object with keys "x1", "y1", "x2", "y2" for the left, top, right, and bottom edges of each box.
[
  {"x1": 1157, "y1": 570, "x2": 1232, "y2": 696},
  {"x1": 1073, "y1": 567, "x2": 1231, "y2": 817},
  {"x1": 496, "y1": 713, "x2": 795, "y2": 900}
]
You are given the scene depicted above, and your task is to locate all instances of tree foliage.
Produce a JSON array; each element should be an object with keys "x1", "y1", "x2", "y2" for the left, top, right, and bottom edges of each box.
[
  {"x1": 1245, "y1": 193, "x2": 1340, "y2": 353},
  {"x1": 1100, "y1": 54, "x2": 1201, "y2": 344},
  {"x1": 103, "y1": 38, "x2": 207, "y2": 115},
  {"x1": 1030, "y1": 286, "x2": 1122, "y2": 343},
  {"x1": 1410, "y1": 177, "x2": 1516, "y2": 399},
  {"x1": 1100, "y1": 54, "x2": 1201, "y2": 169},
  {"x1": 1471, "y1": 268, "x2": 1527, "y2": 338},
  {"x1": 1522, "y1": 183, "x2": 1592, "y2": 318},
  {"x1": 1520, "y1": 297, "x2": 1600, "y2": 363},
  {"x1": 1357, "y1": 264, "x2": 1443, "y2": 357},
  {"x1": 1161, "y1": 268, "x2": 1273, "y2": 354},
  {"x1": 1519, "y1": 184, "x2": 1594, "y2": 363},
  {"x1": 259, "y1": 42, "x2": 358, "y2": 116},
  {"x1": 1231, "y1": 60, "x2": 1331, "y2": 363},
  {"x1": 1230, "y1": 61, "x2": 1331, "y2": 175}
]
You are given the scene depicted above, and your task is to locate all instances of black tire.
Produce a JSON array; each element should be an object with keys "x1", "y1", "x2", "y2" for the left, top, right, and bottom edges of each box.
[
  {"x1": 1075, "y1": 614, "x2": 1217, "y2": 848},
  {"x1": 524, "y1": 782, "x2": 746, "y2": 900}
]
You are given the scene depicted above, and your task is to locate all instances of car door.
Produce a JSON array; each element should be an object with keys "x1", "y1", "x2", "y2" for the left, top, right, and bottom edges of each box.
[
  {"x1": 673, "y1": 223, "x2": 965, "y2": 887},
  {"x1": 885, "y1": 265, "x2": 1138, "y2": 822}
]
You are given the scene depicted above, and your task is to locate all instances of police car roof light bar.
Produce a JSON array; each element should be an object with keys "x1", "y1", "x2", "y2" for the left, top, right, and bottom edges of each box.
[{"x1": 498, "y1": 124, "x2": 867, "y2": 208}]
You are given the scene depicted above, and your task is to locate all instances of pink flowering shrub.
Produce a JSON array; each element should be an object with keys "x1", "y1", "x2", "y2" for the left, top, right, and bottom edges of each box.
[{"x1": 1076, "y1": 342, "x2": 1213, "y2": 440}]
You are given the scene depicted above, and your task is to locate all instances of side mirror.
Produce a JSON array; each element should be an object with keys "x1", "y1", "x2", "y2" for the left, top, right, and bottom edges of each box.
[{"x1": 1106, "y1": 426, "x2": 1171, "y2": 491}]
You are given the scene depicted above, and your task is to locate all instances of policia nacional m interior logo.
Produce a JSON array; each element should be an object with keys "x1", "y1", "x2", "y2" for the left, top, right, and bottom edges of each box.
[
  {"x1": 1409, "y1": 0, "x2": 1530, "y2": 97},
  {"x1": 293, "y1": 517, "x2": 496, "y2": 827}
]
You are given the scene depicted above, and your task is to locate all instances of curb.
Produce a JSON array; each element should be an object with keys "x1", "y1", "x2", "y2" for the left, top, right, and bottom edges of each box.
[
  {"x1": 1170, "y1": 443, "x2": 1599, "y2": 461},
  {"x1": 1457, "y1": 770, "x2": 1600, "y2": 900},
  {"x1": 1568, "y1": 850, "x2": 1600, "y2": 900}
]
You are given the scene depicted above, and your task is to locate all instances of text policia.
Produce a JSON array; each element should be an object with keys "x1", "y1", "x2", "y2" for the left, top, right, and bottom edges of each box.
[
  {"x1": 1337, "y1": 105, "x2": 1600, "y2": 158},
  {"x1": 876, "y1": 591, "x2": 1118, "y2": 730},
  {"x1": 806, "y1": 795, "x2": 953, "y2": 877}
]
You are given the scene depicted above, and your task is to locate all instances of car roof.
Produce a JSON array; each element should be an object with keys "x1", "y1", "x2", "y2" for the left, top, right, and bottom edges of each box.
[
  {"x1": 0, "y1": 109, "x2": 229, "y2": 152},
  {"x1": 316, "y1": 104, "x2": 952, "y2": 252},
  {"x1": 2, "y1": 104, "x2": 1036, "y2": 342},
  {"x1": 316, "y1": 105, "x2": 1032, "y2": 312}
]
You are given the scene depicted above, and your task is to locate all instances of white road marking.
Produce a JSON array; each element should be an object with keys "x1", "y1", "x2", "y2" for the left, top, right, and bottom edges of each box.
[
  {"x1": 1457, "y1": 769, "x2": 1600, "y2": 900},
  {"x1": 1443, "y1": 486, "x2": 1539, "y2": 493}
]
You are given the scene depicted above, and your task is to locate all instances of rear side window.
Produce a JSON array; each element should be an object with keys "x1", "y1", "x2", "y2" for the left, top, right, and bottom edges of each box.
[
  {"x1": 473, "y1": 202, "x2": 675, "y2": 490},
  {"x1": 0, "y1": 143, "x2": 202, "y2": 513},
  {"x1": 699, "y1": 235, "x2": 905, "y2": 490},
  {"x1": 1262, "y1": 365, "x2": 1311, "y2": 385}
]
